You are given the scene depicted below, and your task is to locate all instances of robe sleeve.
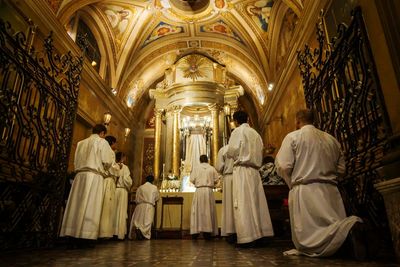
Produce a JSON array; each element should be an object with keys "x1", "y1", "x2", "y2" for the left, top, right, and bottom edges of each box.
[
  {"x1": 213, "y1": 167, "x2": 219, "y2": 184},
  {"x1": 336, "y1": 147, "x2": 346, "y2": 177},
  {"x1": 101, "y1": 140, "x2": 115, "y2": 171},
  {"x1": 216, "y1": 148, "x2": 225, "y2": 173},
  {"x1": 275, "y1": 134, "x2": 295, "y2": 188},
  {"x1": 226, "y1": 129, "x2": 240, "y2": 160},
  {"x1": 190, "y1": 168, "x2": 197, "y2": 184},
  {"x1": 122, "y1": 166, "x2": 133, "y2": 189}
]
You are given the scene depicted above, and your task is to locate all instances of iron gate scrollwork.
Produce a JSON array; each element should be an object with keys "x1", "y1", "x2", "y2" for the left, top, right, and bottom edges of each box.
[
  {"x1": 0, "y1": 20, "x2": 85, "y2": 249},
  {"x1": 297, "y1": 7, "x2": 392, "y2": 234}
]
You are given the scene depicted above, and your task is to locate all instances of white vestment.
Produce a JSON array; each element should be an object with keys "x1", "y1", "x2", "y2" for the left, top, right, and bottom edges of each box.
[
  {"x1": 190, "y1": 162, "x2": 219, "y2": 235},
  {"x1": 275, "y1": 124, "x2": 362, "y2": 257},
  {"x1": 226, "y1": 123, "x2": 274, "y2": 243},
  {"x1": 113, "y1": 164, "x2": 132, "y2": 239},
  {"x1": 129, "y1": 182, "x2": 160, "y2": 239},
  {"x1": 99, "y1": 152, "x2": 119, "y2": 238},
  {"x1": 60, "y1": 134, "x2": 114, "y2": 239},
  {"x1": 216, "y1": 145, "x2": 235, "y2": 236}
]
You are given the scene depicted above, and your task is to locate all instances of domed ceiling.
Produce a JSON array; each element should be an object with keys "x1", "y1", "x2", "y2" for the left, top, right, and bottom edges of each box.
[{"x1": 47, "y1": 0, "x2": 303, "y2": 115}]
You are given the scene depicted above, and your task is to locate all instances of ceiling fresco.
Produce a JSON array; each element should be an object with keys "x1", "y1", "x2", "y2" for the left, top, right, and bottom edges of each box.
[{"x1": 46, "y1": 0, "x2": 303, "y2": 114}]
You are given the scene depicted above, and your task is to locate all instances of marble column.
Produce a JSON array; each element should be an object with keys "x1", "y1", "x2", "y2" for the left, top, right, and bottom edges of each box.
[
  {"x1": 153, "y1": 108, "x2": 163, "y2": 182},
  {"x1": 209, "y1": 103, "x2": 220, "y2": 166},
  {"x1": 164, "y1": 109, "x2": 174, "y2": 176},
  {"x1": 172, "y1": 106, "x2": 182, "y2": 176}
]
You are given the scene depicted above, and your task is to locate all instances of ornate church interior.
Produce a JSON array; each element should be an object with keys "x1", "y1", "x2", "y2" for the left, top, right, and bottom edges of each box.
[{"x1": 0, "y1": 0, "x2": 399, "y2": 265}]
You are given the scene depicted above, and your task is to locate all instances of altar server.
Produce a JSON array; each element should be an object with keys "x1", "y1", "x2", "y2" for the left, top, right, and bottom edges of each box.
[
  {"x1": 99, "y1": 135, "x2": 119, "y2": 238},
  {"x1": 113, "y1": 152, "x2": 132, "y2": 239},
  {"x1": 129, "y1": 175, "x2": 160, "y2": 240},
  {"x1": 275, "y1": 109, "x2": 365, "y2": 259},
  {"x1": 226, "y1": 111, "x2": 274, "y2": 245},
  {"x1": 60, "y1": 124, "x2": 115, "y2": 243},
  {"x1": 216, "y1": 145, "x2": 236, "y2": 240},
  {"x1": 190, "y1": 154, "x2": 219, "y2": 239}
]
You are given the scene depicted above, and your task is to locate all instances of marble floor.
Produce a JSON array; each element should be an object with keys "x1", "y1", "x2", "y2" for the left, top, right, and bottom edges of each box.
[{"x1": 0, "y1": 239, "x2": 398, "y2": 267}]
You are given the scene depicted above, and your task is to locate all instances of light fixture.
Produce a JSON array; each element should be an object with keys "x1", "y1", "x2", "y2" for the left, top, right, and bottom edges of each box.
[
  {"x1": 124, "y1": 127, "x2": 131, "y2": 137},
  {"x1": 91, "y1": 60, "x2": 97, "y2": 66},
  {"x1": 111, "y1": 88, "x2": 117, "y2": 95},
  {"x1": 103, "y1": 112, "x2": 112, "y2": 126},
  {"x1": 268, "y1": 83, "x2": 274, "y2": 91},
  {"x1": 223, "y1": 103, "x2": 231, "y2": 116}
]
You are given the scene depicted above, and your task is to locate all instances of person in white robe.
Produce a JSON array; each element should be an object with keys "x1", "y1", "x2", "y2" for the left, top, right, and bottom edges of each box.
[
  {"x1": 275, "y1": 109, "x2": 365, "y2": 258},
  {"x1": 113, "y1": 152, "x2": 132, "y2": 240},
  {"x1": 99, "y1": 135, "x2": 119, "y2": 238},
  {"x1": 190, "y1": 154, "x2": 219, "y2": 238},
  {"x1": 216, "y1": 145, "x2": 235, "y2": 239},
  {"x1": 60, "y1": 124, "x2": 115, "y2": 242},
  {"x1": 226, "y1": 111, "x2": 274, "y2": 245},
  {"x1": 129, "y1": 175, "x2": 160, "y2": 240}
]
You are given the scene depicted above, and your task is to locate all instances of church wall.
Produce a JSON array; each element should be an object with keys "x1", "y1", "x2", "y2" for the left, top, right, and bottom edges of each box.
[
  {"x1": 262, "y1": 0, "x2": 400, "y2": 154},
  {"x1": 2, "y1": 0, "x2": 136, "y2": 180},
  {"x1": 262, "y1": 69, "x2": 305, "y2": 156},
  {"x1": 356, "y1": 0, "x2": 400, "y2": 135}
]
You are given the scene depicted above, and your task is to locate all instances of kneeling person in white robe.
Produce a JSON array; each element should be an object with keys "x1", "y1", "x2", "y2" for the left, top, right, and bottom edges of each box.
[
  {"x1": 190, "y1": 154, "x2": 219, "y2": 239},
  {"x1": 275, "y1": 109, "x2": 365, "y2": 258},
  {"x1": 113, "y1": 152, "x2": 132, "y2": 240},
  {"x1": 129, "y1": 175, "x2": 160, "y2": 240}
]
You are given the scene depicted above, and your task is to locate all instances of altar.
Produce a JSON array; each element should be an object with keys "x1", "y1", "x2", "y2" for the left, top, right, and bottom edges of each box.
[{"x1": 155, "y1": 191, "x2": 223, "y2": 232}]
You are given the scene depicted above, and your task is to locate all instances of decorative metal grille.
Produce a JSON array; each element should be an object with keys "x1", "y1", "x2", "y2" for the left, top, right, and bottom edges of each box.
[
  {"x1": 297, "y1": 8, "x2": 392, "y2": 229},
  {"x1": 0, "y1": 20, "x2": 84, "y2": 249}
]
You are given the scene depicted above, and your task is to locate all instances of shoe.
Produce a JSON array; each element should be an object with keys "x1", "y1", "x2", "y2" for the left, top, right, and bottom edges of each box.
[
  {"x1": 236, "y1": 241, "x2": 256, "y2": 248},
  {"x1": 349, "y1": 222, "x2": 367, "y2": 261},
  {"x1": 203, "y1": 233, "x2": 212, "y2": 240},
  {"x1": 135, "y1": 229, "x2": 145, "y2": 240},
  {"x1": 226, "y1": 234, "x2": 237, "y2": 244},
  {"x1": 192, "y1": 233, "x2": 199, "y2": 240}
]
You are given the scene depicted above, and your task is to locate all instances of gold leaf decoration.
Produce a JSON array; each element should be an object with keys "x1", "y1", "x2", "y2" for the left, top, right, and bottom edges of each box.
[{"x1": 179, "y1": 54, "x2": 210, "y2": 81}]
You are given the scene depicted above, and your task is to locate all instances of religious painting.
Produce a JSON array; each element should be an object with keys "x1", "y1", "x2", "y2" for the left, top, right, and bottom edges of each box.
[
  {"x1": 246, "y1": 0, "x2": 274, "y2": 32},
  {"x1": 255, "y1": 84, "x2": 265, "y2": 105},
  {"x1": 200, "y1": 20, "x2": 243, "y2": 43},
  {"x1": 103, "y1": 5, "x2": 133, "y2": 36},
  {"x1": 146, "y1": 109, "x2": 155, "y2": 129},
  {"x1": 142, "y1": 138, "x2": 155, "y2": 184},
  {"x1": 45, "y1": 0, "x2": 62, "y2": 14},
  {"x1": 101, "y1": 4, "x2": 134, "y2": 49},
  {"x1": 143, "y1": 22, "x2": 184, "y2": 46},
  {"x1": 214, "y1": 0, "x2": 226, "y2": 9},
  {"x1": 126, "y1": 91, "x2": 136, "y2": 108}
]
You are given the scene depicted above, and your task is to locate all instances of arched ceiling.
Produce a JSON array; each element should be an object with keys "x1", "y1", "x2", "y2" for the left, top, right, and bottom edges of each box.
[{"x1": 53, "y1": 0, "x2": 304, "y2": 115}]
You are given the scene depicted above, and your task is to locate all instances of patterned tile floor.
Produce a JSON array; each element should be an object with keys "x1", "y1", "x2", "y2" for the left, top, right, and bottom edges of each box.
[{"x1": 0, "y1": 239, "x2": 398, "y2": 267}]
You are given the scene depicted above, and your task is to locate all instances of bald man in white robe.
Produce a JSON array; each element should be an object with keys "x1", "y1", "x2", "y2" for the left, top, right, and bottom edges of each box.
[{"x1": 275, "y1": 109, "x2": 365, "y2": 259}]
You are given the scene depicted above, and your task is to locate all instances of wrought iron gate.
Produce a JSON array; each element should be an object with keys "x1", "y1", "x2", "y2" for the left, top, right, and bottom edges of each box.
[
  {"x1": 297, "y1": 8, "x2": 392, "y2": 233},
  {"x1": 0, "y1": 20, "x2": 84, "y2": 249}
]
